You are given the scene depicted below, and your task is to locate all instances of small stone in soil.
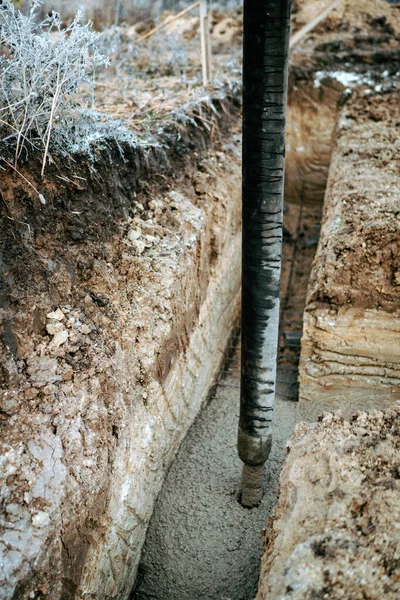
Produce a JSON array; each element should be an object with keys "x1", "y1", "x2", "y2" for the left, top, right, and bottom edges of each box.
[{"x1": 46, "y1": 308, "x2": 65, "y2": 321}]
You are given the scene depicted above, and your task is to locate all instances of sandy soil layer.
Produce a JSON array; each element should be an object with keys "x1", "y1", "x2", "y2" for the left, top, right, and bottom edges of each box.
[
  {"x1": 256, "y1": 410, "x2": 400, "y2": 600},
  {"x1": 299, "y1": 87, "x2": 400, "y2": 418}
]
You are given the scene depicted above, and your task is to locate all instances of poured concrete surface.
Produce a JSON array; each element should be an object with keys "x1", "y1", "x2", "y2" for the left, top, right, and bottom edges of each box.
[{"x1": 139, "y1": 366, "x2": 301, "y2": 600}]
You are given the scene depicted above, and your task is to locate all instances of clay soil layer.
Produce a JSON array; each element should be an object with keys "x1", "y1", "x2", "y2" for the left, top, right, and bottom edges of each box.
[{"x1": 299, "y1": 88, "x2": 400, "y2": 419}]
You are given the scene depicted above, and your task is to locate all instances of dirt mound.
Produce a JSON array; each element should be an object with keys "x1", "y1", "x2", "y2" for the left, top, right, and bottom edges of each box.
[
  {"x1": 293, "y1": 0, "x2": 400, "y2": 36},
  {"x1": 290, "y1": 0, "x2": 400, "y2": 72}
]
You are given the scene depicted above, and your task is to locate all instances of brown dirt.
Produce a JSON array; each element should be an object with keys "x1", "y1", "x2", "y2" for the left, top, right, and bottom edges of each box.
[
  {"x1": 279, "y1": 202, "x2": 323, "y2": 374},
  {"x1": 291, "y1": 0, "x2": 400, "y2": 72},
  {"x1": 298, "y1": 82, "x2": 400, "y2": 417},
  {"x1": 306, "y1": 88, "x2": 400, "y2": 312},
  {"x1": 256, "y1": 410, "x2": 400, "y2": 600},
  {"x1": 0, "y1": 85, "x2": 239, "y2": 313},
  {"x1": 293, "y1": 0, "x2": 400, "y2": 34},
  {"x1": 0, "y1": 108, "x2": 238, "y2": 374}
]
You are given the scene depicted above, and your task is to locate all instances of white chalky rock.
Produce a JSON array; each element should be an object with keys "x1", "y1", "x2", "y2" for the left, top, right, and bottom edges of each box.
[
  {"x1": 145, "y1": 235, "x2": 159, "y2": 245},
  {"x1": 127, "y1": 229, "x2": 142, "y2": 242},
  {"x1": 46, "y1": 308, "x2": 65, "y2": 321},
  {"x1": 51, "y1": 330, "x2": 68, "y2": 347},
  {"x1": 132, "y1": 239, "x2": 146, "y2": 255},
  {"x1": 148, "y1": 199, "x2": 163, "y2": 211},
  {"x1": 32, "y1": 511, "x2": 50, "y2": 528},
  {"x1": 46, "y1": 322, "x2": 64, "y2": 336}
]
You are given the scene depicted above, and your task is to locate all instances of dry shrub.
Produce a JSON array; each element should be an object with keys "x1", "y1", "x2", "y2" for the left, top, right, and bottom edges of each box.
[{"x1": 0, "y1": 0, "x2": 141, "y2": 175}]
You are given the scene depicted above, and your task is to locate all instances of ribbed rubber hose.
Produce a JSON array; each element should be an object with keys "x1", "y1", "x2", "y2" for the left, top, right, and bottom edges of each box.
[{"x1": 238, "y1": 0, "x2": 292, "y2": 508}]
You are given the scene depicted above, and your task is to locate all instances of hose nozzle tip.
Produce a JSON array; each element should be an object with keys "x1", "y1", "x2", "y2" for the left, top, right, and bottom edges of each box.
[{"x1": 240, "y1": 463, "x2": 264, "y2": 508}]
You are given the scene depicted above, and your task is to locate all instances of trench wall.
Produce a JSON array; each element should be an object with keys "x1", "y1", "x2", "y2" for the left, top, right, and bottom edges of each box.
[
  {"x1": 0, "y1": 114, "x2": 242, "y2": 598},
  {"x1": 256, "y1": 410, "x2": 400, "y2": 600},
  {"x1": 299, "y1": 89, "x2": 400, "y2": 419},
  {"x1": 285, "y1": 74, "x2": 344, "y2": 207},
  {"x1": 80, "y1": 166, "x2": 243, "y2": 597}
]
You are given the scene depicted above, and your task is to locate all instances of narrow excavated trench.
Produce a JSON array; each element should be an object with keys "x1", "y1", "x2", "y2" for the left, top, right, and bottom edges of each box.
[
  {"x1": 2, "y1": 3, "x2": 400, "y2": 596},
  {"x1": 136, "y1": 78, "x2": 345, "y2": 600}
]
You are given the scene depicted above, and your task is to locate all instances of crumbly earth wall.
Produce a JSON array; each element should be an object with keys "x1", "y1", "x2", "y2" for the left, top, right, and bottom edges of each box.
[
  {"x1": 256, "y1": 410, "x2": 400, "y2": 600},
  {"x1": 299, "y1": 88, "x2": 400, "y2": 419},
  {"x1": 285, "y1": 76, "x2": 343, "y2": 206},
  {"x1": 0, "y1": 108, "x2": 242, "y2": 598}
]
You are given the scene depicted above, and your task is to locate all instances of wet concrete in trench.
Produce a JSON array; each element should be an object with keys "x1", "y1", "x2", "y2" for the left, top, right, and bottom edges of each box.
[{"x1": 138, "y1": 200, "x2": 322, "y2": 600}]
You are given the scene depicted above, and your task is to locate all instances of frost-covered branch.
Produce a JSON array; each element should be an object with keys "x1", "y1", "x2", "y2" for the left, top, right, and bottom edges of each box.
[{"x1": 0, "y1": 0, "x2": 140, "y2": 171}]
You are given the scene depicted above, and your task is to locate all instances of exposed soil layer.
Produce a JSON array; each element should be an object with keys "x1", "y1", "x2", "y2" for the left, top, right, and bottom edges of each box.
[
  {"x1": 278, "y1": 202, "x2": 323, "y2": 399},
  {"x1": 0, "y1": 100, "x2": 242, "y2": 599},
  {"x1": 261, "y1": 3, "x2": 400, "y2": 598},
  {"x1": 299, "y1": 86, "x2": 400, "y2": 417},
  {"x1": 285, "y1": 77, "x2": 344, "y2": 206},
  {"x1": 256, "y1": 410, "x2": 400, "y2": 600},
  {"x1": 306, "y1": 89, "x2": 400, "y2": 312},
  {"x1": 140, "y1": 3, "x2": 400, "y2": 598},
  {"x1": 0, "y1": 56, "x2": 345, "y2": 598}
]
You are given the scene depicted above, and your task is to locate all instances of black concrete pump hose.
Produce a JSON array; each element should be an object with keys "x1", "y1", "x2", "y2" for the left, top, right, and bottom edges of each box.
[{"x1": 238, "y1": 0, "x2": 292, "y2": 508}]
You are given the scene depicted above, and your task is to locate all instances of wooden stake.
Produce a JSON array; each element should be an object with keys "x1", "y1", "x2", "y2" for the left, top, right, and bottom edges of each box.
[
  {"x1": 199, "y1": 0, "x2": 212, "y2": 86},
  {"x1": 289, "y1": 0, "x2": 342, "y2": 49},
  {"x1": 136, "y1": 1, "x2": 200, "y2": 44}
]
